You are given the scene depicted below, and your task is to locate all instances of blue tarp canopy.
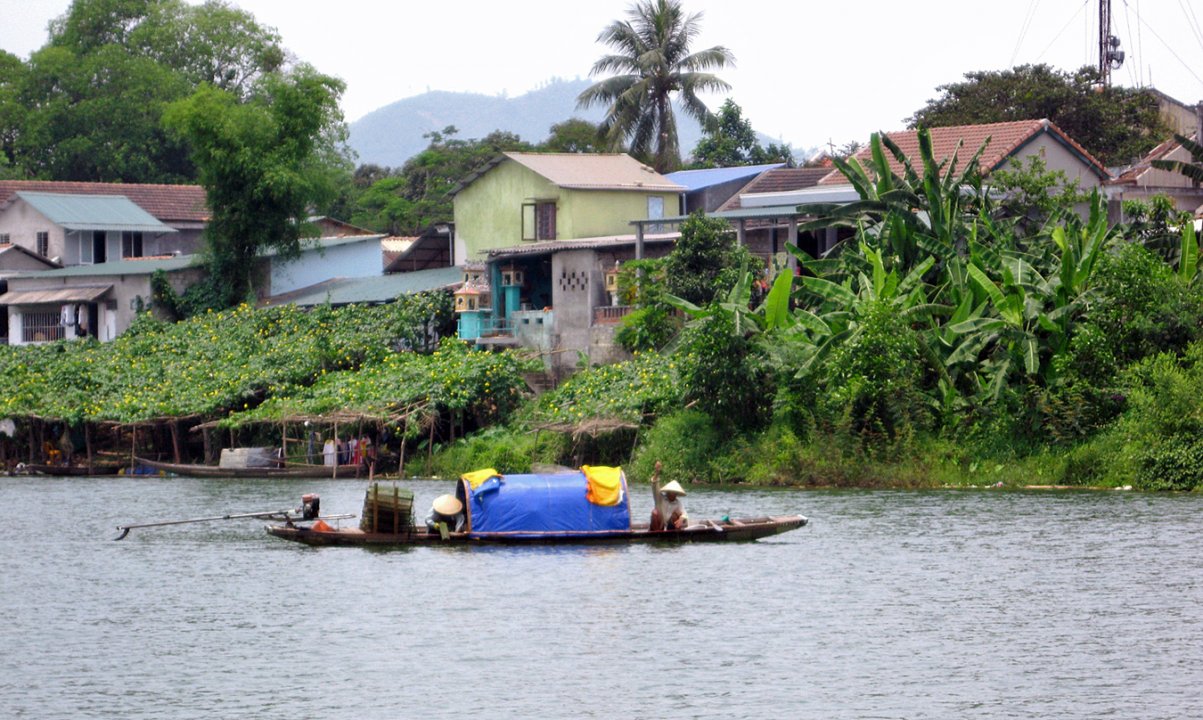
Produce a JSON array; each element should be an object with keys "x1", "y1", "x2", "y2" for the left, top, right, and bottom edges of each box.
[{"x1": 462, "y1": 471, "x2": 630, "y2": 538}]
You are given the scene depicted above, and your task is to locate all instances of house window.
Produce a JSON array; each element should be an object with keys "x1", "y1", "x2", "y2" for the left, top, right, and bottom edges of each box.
[
  {"x1": 647, "y1": 196, "x2": 665, "y2": 233},
  {"x1": 92, "y1": 231, "x2": 106, "y2": 264},
  {"x1": 122, "y1": 231, "x2": 143, "y2": 258},
  {"x1": 21, "y1": 311, "x2": 64, "y2": 343},
  {"x1": 0, "y1": 233, "x2": 9, "y2": 244},
  {"x1": 36, "y1": 232, "x2": 49, "y2": 257},
  {"x1": 522, "y1": 201, "x2": 556, "y2": 241}
]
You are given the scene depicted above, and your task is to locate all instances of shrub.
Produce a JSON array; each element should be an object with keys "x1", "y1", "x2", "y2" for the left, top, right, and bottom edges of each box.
[
  {"x1": 629, "y1": 410, "x2": 729, "y2": 484},
  {"x1": 428, "y1": 426, "x2": 568, "y2": 477}
]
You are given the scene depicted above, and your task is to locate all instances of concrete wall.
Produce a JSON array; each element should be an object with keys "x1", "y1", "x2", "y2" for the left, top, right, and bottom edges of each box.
[
  {"x1": 269, "y1": 237, "x2": 383, "y2": 296},
  {"x1": 453, "y1": 159, "x2": 681, "y2": 261},
  {"x1": 1008, "y1": 135, "x2": 1106, "y2": 190},
  {"x1": 557, "y1": 189, "x2": 678, "y2": 241},
  {"x1": 0, "y1": 199, "x2": 65, "y2": 261},
  {"x1": 4, "y1": 266, "x2": 206, "y2": 344},
  {"x1": 455, "y1": 160, "x2": 561, "y2": 260}
]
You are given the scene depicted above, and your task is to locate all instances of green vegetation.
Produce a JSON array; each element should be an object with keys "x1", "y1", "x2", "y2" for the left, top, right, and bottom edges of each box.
[
  {"x1": 163, "y1": 65, "x2": 350, "y2": 307},
  {"x1": 907, "y1": 63, "x2": 1166, "y2": 166},
  {"x1": 1, "y1": 0, "x2": 285, "y2": 183},
  {"x1": 425, "y1": 130, "x2": 1203, "y2": 492},
  {"x1": 689, "y1": 100, "x2": 793, "y2": 169}
]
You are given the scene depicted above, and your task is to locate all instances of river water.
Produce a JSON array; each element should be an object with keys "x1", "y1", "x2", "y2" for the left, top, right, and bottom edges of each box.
[{"x1": 1, "y1": 475, "x2": 1200, "y2": 719}]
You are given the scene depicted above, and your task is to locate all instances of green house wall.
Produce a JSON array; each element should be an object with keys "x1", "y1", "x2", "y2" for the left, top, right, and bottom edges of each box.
[{"x1": 453, "y1": 159, "x2": 679, "y2": 261}]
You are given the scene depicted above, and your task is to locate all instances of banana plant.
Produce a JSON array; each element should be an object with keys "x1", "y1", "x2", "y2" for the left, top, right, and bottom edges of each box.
[{"x1": 945, "y1": 194, "x2": 1115, "y2": 393}]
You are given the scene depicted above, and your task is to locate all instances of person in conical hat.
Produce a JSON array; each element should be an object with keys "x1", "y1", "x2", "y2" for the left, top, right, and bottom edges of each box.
[
  {"x1": 651, "y1": 475, "x2": 689, "y2": 531},
  {"x1": 425, "y1": 493, "x2": 465, "y2": 533}
]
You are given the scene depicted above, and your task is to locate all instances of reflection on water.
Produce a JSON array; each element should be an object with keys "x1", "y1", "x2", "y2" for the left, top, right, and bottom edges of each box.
[{"x1": 2, "y1": 477, "x2": 1201, "y2": 719}]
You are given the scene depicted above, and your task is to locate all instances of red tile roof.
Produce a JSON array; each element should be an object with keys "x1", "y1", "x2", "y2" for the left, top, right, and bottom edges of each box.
[
  {"x1": 817, "y1": 119, "x2": 1108, "y2": 185},
  {"x1": 718, "y1": 167, "x2": 830, "y2": 211},
  {"x1": 0, "y1": 181, "x2": 208, "y2": 223}
]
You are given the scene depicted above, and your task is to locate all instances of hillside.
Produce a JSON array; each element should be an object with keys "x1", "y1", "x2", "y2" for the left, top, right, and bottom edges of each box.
[{"x1": 347, "y1": 78, "x2": 704, "y2": 168}]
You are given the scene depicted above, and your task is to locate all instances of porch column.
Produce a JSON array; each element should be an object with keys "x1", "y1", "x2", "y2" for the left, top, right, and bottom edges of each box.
[
  {"x1": 788, "y1": 216, "x2": 799, "y2": 272},
  {"x1": 635, "y1": 223, "x2": 644, "y2": 261},
  {"x1": 737, "y1": 219, "x2": 746, "y2": 247}
]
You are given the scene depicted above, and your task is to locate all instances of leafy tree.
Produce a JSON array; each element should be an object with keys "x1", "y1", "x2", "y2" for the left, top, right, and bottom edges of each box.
[
  {"x1": 664, "y1": 213, "x2": 745, "y2": 305},
  {"x1": 349, "y1": 126, "x2": 530, "y2": 235},
  {"x1": 18, "y1": 44, "x2": 193, "y2": 182},
  {"x1": 907, "y1": 64, "x2": 1166, "y2": 166},
  {"x1": 689, "y1": 99, "x2": 793, "y2": 168},
  {"x1": 577, "y1": 0, "x2": 733, "y2": 173},
  {"x1": 163, "y1": 66, "x2": 350, "y2": 307},
  {"x1": 541, "y1": 119, "x2": 605, "y2": 153},
  {"x1": 987, "y1": 155, "x2": 1089, "y2": 236},
  {"x1": 7, "y1": 0, "x2": 286, "y2": 182},
  {"x1": 0, "y1": 52, "x2": 24, "y2": 178}
]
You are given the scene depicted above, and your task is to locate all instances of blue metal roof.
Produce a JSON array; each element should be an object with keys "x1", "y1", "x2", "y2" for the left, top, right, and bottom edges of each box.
[
  {"x1": 664, "y1": 163, "x2": 785, "y2": 191},
  {"x1": 15, "y1": 191, "x2": 176, "y2": 233}
]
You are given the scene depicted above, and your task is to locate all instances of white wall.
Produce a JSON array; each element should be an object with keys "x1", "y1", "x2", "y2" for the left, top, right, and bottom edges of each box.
[
  {"x1": 269, "y1": 237, "x2": 383, "y2": 296},
  {"x1": 0, "y1": 199, "x2": 65, "y2": 261}
]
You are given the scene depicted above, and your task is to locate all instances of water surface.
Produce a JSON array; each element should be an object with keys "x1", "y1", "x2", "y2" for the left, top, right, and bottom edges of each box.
[{"x1": 2, "y1": 477, "x2": 1199, "y2": 719}]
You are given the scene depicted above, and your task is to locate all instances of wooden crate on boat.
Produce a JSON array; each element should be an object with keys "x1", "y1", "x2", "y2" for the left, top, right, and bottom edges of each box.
[{"x1": 360, "y1": 483, "x2": 414, "y2": 534}]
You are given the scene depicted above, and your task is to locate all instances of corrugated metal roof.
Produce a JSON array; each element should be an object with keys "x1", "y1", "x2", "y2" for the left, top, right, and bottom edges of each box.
[
  {"x1": 504, "y1": 153, "x2": 684, "y2": 191},
  {"x1": 710, "y1": 205, "x2": 814, "y2": 221},
  {"x1": 16, "y1": 192, "x2": 177, "y2": 233},
  {"x1": 454, "y1": 153, "x2": 685, "y2": 195},
  {"x1": 18, "y1": 254, "x2": 196, "y2": 278},
  {"x1": 486, "y1": 232, "x2": 680, "y2": 260},
  {"x1": 0, "y1": 285, "x2": 111, "y2": 305},
  {"x1": 664, "y1": 163, "x2": 785, "y2": 191},
  {"x1": 262, "y1": 265, "x2": 463, "y2": 307}
]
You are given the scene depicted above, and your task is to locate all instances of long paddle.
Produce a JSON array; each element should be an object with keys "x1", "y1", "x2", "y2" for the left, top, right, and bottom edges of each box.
[{"x1": 114, "y1": 509, "x2": 354, "y2": 540}]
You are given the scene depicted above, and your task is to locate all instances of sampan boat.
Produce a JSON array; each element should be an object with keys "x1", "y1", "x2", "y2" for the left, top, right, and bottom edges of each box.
[
  {"x1": 265, "y1": 468, "x2": 807, "y2": 547},
  {"x1": 135, "y1": 457, "x2": 367, "y2": 479}
]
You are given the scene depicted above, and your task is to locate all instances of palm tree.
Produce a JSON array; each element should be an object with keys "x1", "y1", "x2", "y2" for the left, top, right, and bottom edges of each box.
[{"x1": 576, "y1": 0, "x2": 733, "y2": 173}]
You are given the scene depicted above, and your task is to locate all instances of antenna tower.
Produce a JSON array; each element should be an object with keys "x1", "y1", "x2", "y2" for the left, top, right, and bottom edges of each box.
[{"x1": 1098, "y1": 0, "x2": 1125, "y2": 86}]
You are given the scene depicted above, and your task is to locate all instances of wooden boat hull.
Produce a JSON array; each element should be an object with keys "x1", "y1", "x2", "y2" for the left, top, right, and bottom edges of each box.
[
  {"x1": 135, "y1": 457, "x2": 368, "y2": 479},
  {"x1": 24, "y1": 463, "x2": 122, "y2": 477},
  {"x1": 265, "y1": 515, "x2": 807, "y2": 547}
]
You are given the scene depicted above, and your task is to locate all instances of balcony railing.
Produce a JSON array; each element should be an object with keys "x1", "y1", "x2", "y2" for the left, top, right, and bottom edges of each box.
[{"x1": 593, "y1": 305, "x2": 633, "y2": 325}]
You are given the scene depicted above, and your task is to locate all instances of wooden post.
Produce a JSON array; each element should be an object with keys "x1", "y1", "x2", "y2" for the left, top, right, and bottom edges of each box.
[
  {"x1": 27, "y1": 421, "x2": 35, "y2": 464},
  {"x1": 170, "y1": 421, "x2": 181, "y2": 464},
  {"x1": 202, "y1": 427, "x2": 211, "y2": 464},
  {"x1": 130, "y1": 425, "x2": 137, "y2": 464},
  {"x1": 398, "y1": 416, "x2": 408, "y2": 480},
  {"x1": 331, "y1": 420, "x2": 338, "y2": 479},
  {"x1": 425, "y1": 418, "x2": 435, "y2": 477},
  {"x1": 85, "y1": 423, "x2": 93, "y2": 474}
]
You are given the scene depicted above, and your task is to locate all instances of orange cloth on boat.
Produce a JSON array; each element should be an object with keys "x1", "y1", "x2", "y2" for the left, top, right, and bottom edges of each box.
[
  {"x1": 582, "y1": 465, "x2": 623, "y2": 506},
  {"x1": 461, "y1": 468, "x2": 501, "y2": 489},
  {"x1": 312, "y1": 519, "x2": 332, "y2": 532}
]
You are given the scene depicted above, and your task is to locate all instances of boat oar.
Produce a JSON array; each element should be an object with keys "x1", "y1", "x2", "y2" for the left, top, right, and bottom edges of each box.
[{"x1": 114, "y1": 508, "x2": 313, "y2": 540}]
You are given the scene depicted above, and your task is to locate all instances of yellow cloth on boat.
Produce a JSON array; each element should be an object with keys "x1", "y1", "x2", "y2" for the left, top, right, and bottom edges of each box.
[
  {"x1": 582, "y1": 465, "x2": 623, "y2": 506},
  {"x1": 461, "y1": 468, "x2": 501, "y2": 489}
]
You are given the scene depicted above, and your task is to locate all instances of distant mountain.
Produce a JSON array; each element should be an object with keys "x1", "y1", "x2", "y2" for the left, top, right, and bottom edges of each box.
[{"x1": 347, "y1": 78, "x2": 704, "y2": 168}]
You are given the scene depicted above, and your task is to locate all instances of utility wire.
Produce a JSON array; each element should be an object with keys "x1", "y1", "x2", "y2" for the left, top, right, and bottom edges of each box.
[
  {"x1": 1121, "y1": 0, "x2": 1140, "y2": 85},
  {"x1": 1010, "y1": 0, "x2": 1042, "y2": 67},
  {"x1": 1176, "y1": 0, "x2": 1203, "y2": 54},
  {"x1": 1131, "y1": 9, "x2": 1203, "y2": 87},
  {"x1": 1033, "y1": 0, "x2": 1090, "y2": 64}
]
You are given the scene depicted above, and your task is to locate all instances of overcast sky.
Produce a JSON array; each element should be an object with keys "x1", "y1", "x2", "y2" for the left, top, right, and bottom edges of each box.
[{"x1": 4, "y1": 0, "x2": 1203, "y2": 154}]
